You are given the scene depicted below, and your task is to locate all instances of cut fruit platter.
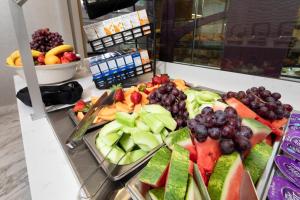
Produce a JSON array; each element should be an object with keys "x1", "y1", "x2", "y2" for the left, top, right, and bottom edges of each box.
[{"x1": 71, "y1": 73, "x2": 295, "y2": 200}]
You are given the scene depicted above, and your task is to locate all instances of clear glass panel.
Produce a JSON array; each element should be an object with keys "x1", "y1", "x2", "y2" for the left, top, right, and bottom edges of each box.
[{"x1": 157, "y1": 0, "x2": 300, "y2": 81}]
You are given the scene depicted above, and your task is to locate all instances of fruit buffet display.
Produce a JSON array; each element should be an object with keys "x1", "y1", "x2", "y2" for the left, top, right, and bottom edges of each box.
[
  {"x1": 75, "y1": 74, "x2": 294, "y2": 200},
  {"x1": 6, "y1": 28, "x2": 80, "y2": 67}
]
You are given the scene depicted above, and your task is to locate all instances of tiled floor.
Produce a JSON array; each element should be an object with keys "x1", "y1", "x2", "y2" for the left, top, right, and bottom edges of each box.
[{"x1": 0, "y1": 105, "x2": 31, "y2": 200}]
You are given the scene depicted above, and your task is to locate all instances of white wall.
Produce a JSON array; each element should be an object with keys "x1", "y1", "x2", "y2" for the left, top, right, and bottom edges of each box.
[
  {"x1": 0, "y1": 0, "x2": 73, "y2": 106},
  {"x1": 158, "y1": 61, "x2": 300, "y2": 110}
]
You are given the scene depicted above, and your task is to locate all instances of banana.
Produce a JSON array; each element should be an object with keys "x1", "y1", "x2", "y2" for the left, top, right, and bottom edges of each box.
[
  {"x1": 46, "y1": 44, "x2": 73, "y2": 57},
  {"x1": 6, "y1": 50, "x2": 42, "y2": 66}
]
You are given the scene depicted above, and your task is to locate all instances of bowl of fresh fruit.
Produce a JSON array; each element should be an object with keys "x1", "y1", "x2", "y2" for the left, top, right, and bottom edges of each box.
[{"x1": 5, "y1": 28, "x2": 81, "y2": 84}]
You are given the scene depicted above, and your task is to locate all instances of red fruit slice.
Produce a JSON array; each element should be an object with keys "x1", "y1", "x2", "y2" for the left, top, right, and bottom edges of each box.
[
  {"x1": 195, "y1": 138, "x2": 221, "y2": 185},
  {"x1": 185, "y1": 144, "x2": 197, "y2": 162},
  {"x1": 189, "y1": 160, "x2": 194, "y2": 176},
  {"x1": 225, "y1": 98, "x2": 257, "y2": 118},
  {"x1": 271, "y1": 118, "x2": 288, "y2": 129}
]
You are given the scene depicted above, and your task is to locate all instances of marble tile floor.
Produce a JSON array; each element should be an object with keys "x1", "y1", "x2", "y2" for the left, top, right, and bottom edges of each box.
[{"x1": 0, "y1": 105, "x2": 31, "y2": 200}]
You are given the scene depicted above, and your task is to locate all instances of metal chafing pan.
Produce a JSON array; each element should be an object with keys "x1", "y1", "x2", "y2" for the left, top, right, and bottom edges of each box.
[{"x1": 83, "y1": 128, "x2": 165, "y2": 181}]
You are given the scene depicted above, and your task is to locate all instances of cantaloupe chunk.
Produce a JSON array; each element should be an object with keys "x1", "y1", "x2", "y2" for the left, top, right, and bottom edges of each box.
[
  {"x1": 134, "y1": 104, "x2": 142, "y2": 113},
  {"x1": 99, "y1": 105, "x2": 116, "y2": 116},
  {"x1": 115, "y1": 102, "x2": 130, "y2": 112},
  {"x1": 77, "y1": 112, "x2": 84, "y2": 121},
  {"x1": 99, "y1": 113, "x2": 115, "y2": 121}
]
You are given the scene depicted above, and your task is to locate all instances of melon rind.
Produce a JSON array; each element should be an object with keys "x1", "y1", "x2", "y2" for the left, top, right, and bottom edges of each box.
[
  {"x1": 164, "y1": 144, "x2": 190, "y2": 200},
  {"x1": 242, "y1": 118, "x2": 271, "y2": 135},
  {"x1": 139, "y1": 147, "x2": 171, "y2": 186},
  {"x1": 207, "y1": 152, "x2": 242, "y2": 200},
  {"x1": 244, "y1": 142, "x2": 272, "y2": 184}
]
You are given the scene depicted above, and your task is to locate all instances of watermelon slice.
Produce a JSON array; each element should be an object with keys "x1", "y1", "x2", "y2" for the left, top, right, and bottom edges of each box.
[
  {"x1": 164, "y1": 144, "x2": 190, "y2": 200},
  {"x1": 139, "y1": 147, "x2": 171, "y2": 187},
  {"x1": 165, "y1": 127, "x2": 197, "y2": 162},
  {"x1": 195, "y1": 138, "x2": 221, "y2": 185},
  {"x1": 148, "y1": 188, "x2": 164, "y2": 200},
  {"x1": 185, "y1": 175, "x2": 202, "y2": 200},
  {"x1": 244, "y1": 142, "x2": 272, "y2": 184},
  {"x1": 242, "y1": 118, "x2": 272, "y2": 146},
  {"x1": 208, "y1": 152, "x2": 244, "y2": 200},
  {"x1": 225, "y1": 98, "x2": 257, "y2": 118}
]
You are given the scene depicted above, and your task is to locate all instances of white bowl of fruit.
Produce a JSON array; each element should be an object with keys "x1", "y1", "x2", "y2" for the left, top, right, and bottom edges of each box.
[{"x1": 5, "y1": 28, "x2": 81, "y2": 85}]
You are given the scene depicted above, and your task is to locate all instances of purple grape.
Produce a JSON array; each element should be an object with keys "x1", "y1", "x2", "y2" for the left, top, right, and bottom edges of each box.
[
  {"x1": 234, "y1": 135, "x2": 251, "y2": 152},
  {"x1": 222, "y1": 125, "x2": 236, "y2": 139},
  {"x1": 172, "y1": 104, "x2": 179, "y2": 114},
  {"x1": 194, "y1": 124, "x2": 208, "y2": 142},
  {"x1": 179, "y1": 93, "x2": 187, "y2": 100},
  {"x1": 171, "y1": 88, "x2": 180, "y2": 96},
  {"x1": 258, "y1": 86, "x2": 265, "y2": 91},
  {"x1": 215, "y1": 112, "x2": 227, "y2": 126},
  {"x1": 158, "y1": 86, "x2": 167, "y2": 94},
  {"x1": 178, "y1": 101, "x2": 186, "y2": 110},
  {"x1": 224, "y1": 106, "x2": 237, "y2": 118},
  {"x1": 241, "y1": 97, "x2": 250, "y2": 105},
  {"x1": 265, "y1": 96, "x2": 275, "y2": 102},
  {"x1": 220, "y1": 139, "x2": 235, "y2": 154},
  {"x1": 237, "y1": 126, "x2": 253, "y2": 139},
  {"x1": 204, "y1": 115, "x2": 217, "y2": 128},
  {"x1": 187, "y1": 119, "x2": 198, "y2": 132},
  {"x1": 227, "y1": 117, "x2": 241, "y2": 128},
  {"x1": 283, "y1": 104, "x2": 293, "y2": 112},
  {"x1": 201, "y1": 107, "x2": 214, "y2": 116},
  {"x1": 183, "y1": 111, "x2": 189, "y2": 118},
  {"x1": 208, "y1": 127, "x2": 221, "y2": 139},
  {"x1": 237, "y1": 91, "x2": 246, "y2": 99},
  {"x1": 195, "y1": 114, "x2": 205, "y2": 124},
  {"x1": 271, "y1": 92, "x2": 281, "y2": 100}
]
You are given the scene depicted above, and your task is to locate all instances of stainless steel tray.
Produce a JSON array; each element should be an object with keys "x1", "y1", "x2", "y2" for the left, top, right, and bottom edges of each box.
[{"x1": 83, "y1": 129, "x2": 165, "y2": 181}]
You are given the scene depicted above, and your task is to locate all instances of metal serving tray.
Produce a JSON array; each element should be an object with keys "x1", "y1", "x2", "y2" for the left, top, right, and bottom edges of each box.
[{"x1": 83, "y1": 129, "x2": 165, "y2": 181}]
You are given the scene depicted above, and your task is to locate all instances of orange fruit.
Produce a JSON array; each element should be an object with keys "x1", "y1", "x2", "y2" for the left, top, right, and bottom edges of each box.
[
  {"x1": 15, "y1": 57, "x2": 23, "y2": 66},
  {"x1": 45, "y1": 55, "x2": 61, "y2": 65}
]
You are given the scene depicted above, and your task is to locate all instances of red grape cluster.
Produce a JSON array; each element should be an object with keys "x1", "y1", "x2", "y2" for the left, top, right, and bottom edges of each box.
[
  {"x1": 30, "y1": 28, "x2": 64, "y2": 52},
  {"x1": 148, "y1": 82, "x2": 188, "y2": 128},
  {"x1": 188, "y1": 106, "x2": 253, "y2": 155},
  {"x1": 222, "y1": 87, "x2": 293, "y2": 120}
]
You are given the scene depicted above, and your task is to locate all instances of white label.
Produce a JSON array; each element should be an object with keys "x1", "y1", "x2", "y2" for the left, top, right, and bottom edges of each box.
[
  {"x1": 90, "y1": 65, "x2": 100, "y2": 75},
  {"x1": 124, "y1": 55, "x2": 134, "y2": 64},
  {"x1": 122, "y1": 13, "x2": 133, "y2": 30},
  {"x1": 107, "y1": 60, "x2": 117, "y2": 69},
  {"x1": 99, "y1": 62, "x2": 109, "y2": 72},
  {"x1": 133, "y1": 55, "x2": 142, "y2": 66},
  {"x1": 116, "y1": 57, "x2": 126, "y2": 67},
  {"x1": 130, "y1": 12, "x2": 141, "y2": 28},
  {"x1": 137, "y1": 9, "x2": 149, "y2": 25}
]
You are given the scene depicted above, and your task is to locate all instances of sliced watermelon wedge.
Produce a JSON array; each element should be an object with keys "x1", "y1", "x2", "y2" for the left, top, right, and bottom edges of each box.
[
  {"x1": 165, "y1": 127, "x2": 197, "y2": 162},
  {"x1": 242, "y1": 118, "x2": 272, "y2": 146},
  {"x1": 208, "y1": 152, "x2": 244, "y2": 200},
  {"x1": 225, "y1": 98, "x2": 257, "y2": 118},
  {"x1": 139, "y1": 147, "x2": 171, "y2": 187},
  {"x1": 195, "y1": 138, "x2": 221, "y2": 185}
]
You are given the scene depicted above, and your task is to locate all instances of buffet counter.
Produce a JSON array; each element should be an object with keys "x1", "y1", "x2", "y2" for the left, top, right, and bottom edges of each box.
[{"x1": 14, "y1": 61, "x2": 300, "y2": 200}]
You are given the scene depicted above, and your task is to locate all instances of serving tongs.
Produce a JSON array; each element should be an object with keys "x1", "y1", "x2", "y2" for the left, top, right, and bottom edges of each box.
[{"x1": 66, "y1": 91, "x2": 115, "y2": 149}]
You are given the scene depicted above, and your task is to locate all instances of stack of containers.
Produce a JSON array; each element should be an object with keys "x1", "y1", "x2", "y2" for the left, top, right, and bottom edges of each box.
[{"x1": 88, "y1": 49, "x2": 151, "y2": 89}]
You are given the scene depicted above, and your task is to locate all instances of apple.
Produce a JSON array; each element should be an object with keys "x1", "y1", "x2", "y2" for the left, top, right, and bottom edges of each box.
[
  {"x1": 61, "y1": 56, "x2": 70, "y2": 64},
  {"x1": 37, "y1": 54, "x2": 45, "y2": 64},
  {"x1": 63, "y1": 52, "x2": 77, "y2": 62}
]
